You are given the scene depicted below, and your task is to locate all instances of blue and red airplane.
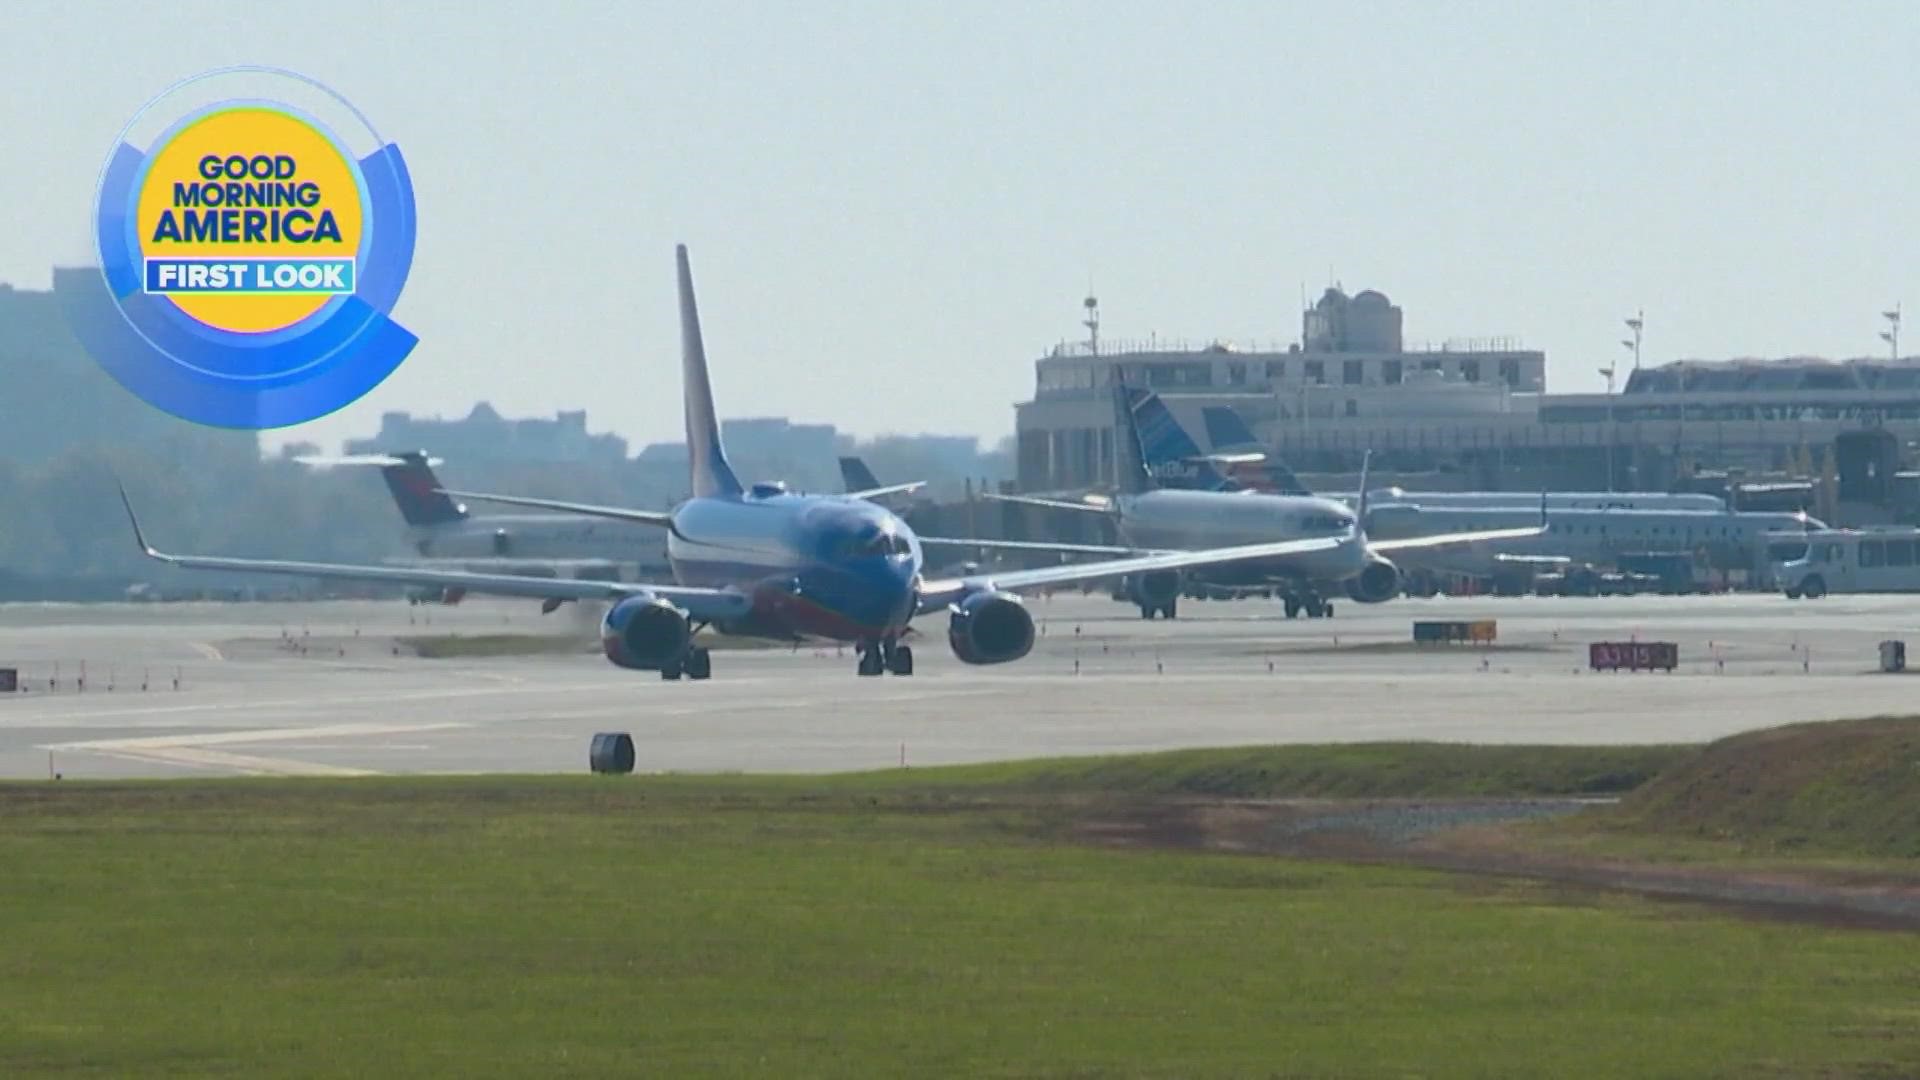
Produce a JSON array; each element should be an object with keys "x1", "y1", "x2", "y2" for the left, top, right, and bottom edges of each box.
[{"x1": 121, "y1": 246, "x2": 1354, "y2": 680}]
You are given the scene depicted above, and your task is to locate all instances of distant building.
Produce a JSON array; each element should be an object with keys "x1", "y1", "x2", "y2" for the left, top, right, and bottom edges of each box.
[
  {"x1": 720, "y1": 417, "x2": 839, "y2": 462},
  {"x1": 0, "y1": 271, "x2": 258, "y2": 465},
  {"x1": 345, "y1": 403, "x2": 628, "y2": 464}
]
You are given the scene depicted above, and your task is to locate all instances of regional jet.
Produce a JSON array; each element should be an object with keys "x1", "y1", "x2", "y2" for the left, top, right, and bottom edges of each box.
[{"x1": 120, "y1": 246, "x2": 1377, "y2": 680}]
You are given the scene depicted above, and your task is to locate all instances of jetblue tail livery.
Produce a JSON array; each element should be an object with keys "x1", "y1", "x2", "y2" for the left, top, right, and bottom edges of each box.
[
  {"x1": 122, "y1": 246, "x2": 1359, "y2": 679},
  {"x1": 1126, "y1": 388, "x2": 1232, "y2": 492}
]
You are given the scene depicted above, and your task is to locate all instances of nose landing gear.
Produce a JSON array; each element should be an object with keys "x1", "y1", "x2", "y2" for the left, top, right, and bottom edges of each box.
[{"x1": 858, "y1": 637, "x2": 914, "y2": 676}]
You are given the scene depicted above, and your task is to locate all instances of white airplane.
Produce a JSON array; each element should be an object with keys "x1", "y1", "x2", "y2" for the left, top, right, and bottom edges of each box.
[
  {"x1": 1364, "y1": 502, "x2": 1826, "y2": 581},
  {"x1": 983, "y1": 387, "x2": 1546, "y2": 619}
]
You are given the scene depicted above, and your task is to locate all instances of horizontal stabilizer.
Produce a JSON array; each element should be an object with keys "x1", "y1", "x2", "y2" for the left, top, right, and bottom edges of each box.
[{"x1": 978, "y1": 492, "x2": 1116, "y2": 515}]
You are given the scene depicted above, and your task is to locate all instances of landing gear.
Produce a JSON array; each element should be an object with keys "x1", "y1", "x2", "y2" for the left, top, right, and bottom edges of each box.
[
  {"x1": 1138, "y1": 597, "x2": 1178, "y2": 620},
  {"x1": 858, "y1": 638, "x2": 914, "y2": 677},
  {"x1": 684, "y1": 647, "x2": 712, "y2": 680},
  {"x1": 660, "y1": 645, "x2": 713, "y2": 681},
  {"x1": 1281, "y1": 592, "x2": 1333, "y2": 619}
]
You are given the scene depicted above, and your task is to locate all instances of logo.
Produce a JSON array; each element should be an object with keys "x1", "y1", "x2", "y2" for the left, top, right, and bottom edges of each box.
[{"x1": 74, "y1": 67, "x2": 416, "y2": 428}]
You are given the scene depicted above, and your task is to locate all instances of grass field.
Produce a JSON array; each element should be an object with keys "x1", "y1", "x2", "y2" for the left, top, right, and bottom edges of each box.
[{"x1": 3, "y1": 763, "x2": 1919, "y2": 1078}]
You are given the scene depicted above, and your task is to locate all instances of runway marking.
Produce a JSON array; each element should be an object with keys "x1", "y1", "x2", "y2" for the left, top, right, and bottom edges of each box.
[
  {"x1": 43, "y1": 722, "x2": 467, "y2": 777},
  {"x1": 190, "y1": 641, "x2": 225, "y2": 661},
  {"x1": 78, "y1": 746, "x2": 376, "y2": 777},
  {"x1": 10, "y1": 683, "x2": 612, "y2": 723},
  {"x1": 44, "y1": 720, "x2": 469, "y2": 752}
]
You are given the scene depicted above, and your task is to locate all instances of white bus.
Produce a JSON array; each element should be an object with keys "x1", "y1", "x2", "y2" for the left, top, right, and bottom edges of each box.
[{"x1": 1774, "y1": 528, "x2": 1920, "y2": 598}]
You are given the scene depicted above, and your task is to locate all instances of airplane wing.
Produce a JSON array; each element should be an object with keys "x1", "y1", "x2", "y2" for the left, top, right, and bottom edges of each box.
[
  {"x1": 379, "y1": 556, "x2": 629, "y2": 575},
  {"x1": 916, "y1": 534, "x2": 1345, "y2": 613},
  {"x1": 120, "y1": 488, "x2": 748, "y2": 620},
  {"x1": 1366, "y1": 493, "x2": 1548, "y2": 554},
  {"x1": 1369, "y1": 523, "x2": 1548, "y2": 554},
  {"x1": 435, "y1": 489, "x2": 675, "y2": 528},
  {"x1": 918, "y1": 536, "x2": 1147, "y2": 557},
  {"x1": 846, "y1": 481, "x2": 926, "y2": 501},
  {"x1": 978, "y1": 492, "x2": 1114, "y2": 515}
]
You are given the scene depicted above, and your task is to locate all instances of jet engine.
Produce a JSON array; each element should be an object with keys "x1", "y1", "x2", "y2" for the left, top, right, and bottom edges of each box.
[
  {"x1": 1344, "y1": 556, "x2": 1401, "y2": 604},
  {"x1": 600, "y1": 595, "x2": 691, "y2": 670},
  {"x1": 1128, "y1": 571, "x2": 1181, "y2": 608},
  {"x1": 947, "y1": 590, "x2": 1035, "y2": 665}
]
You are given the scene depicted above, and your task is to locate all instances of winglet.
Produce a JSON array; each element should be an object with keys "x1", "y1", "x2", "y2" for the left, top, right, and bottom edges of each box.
[
  {"x1": 676, "y1": 245, "x2": 743, "y2": 499},
  {"x1": 117, "y1": 482, "x2": 157, "y2": 558}
]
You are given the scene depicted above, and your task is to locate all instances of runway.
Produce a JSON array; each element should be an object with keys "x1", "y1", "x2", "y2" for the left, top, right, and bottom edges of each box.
[{"x1": 1, "y1": 591, "x2": 1917, "y2": 778}]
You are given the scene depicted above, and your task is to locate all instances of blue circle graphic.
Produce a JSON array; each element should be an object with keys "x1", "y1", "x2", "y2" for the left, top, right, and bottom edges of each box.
[{"x1": 76, "y1": 67, "x2": 418, "y2": 429}]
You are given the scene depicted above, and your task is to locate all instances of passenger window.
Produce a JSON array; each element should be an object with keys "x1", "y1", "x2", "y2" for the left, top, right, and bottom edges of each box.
[
  {"x1": 1861, "y1": 541, "x2": 1885, "y2": 568},
  {"x1": 1891, "y1": 540, "x2": 1915, "y2": 567}
]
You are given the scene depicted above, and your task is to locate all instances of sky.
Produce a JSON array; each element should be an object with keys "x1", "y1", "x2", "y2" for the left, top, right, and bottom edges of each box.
[{"x1": 4, "y1": 0, "x2": 1917, "y2": 453}]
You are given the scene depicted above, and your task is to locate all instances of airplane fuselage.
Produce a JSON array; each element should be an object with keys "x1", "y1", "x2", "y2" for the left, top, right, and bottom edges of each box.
[
  {"x1": 667, "y1": 492, "x2": 921, "y2": 641},
  {"x1": 1366, "y1": 504, "x2": 1823, "y2": 576},
  {"x1": 1112, "y1": 489, "x2": 1367, "y2": 586},
  {"x1": 409, "y1": 514, "x2": 659, "y2": 564}
]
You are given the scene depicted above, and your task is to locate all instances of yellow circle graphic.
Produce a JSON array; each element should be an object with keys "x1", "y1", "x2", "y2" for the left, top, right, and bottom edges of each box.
[{"x1": 135, "y1": 106, "x2": 364, "y2": 333}]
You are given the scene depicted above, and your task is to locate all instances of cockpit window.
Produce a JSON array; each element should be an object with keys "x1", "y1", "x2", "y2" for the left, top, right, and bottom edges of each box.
[{"x1": 835, "y1": 525, "x2": 911, "y2": 559}]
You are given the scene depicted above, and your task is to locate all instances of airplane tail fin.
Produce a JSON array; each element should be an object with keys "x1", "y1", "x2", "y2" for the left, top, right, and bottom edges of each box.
[
  {"x1": 380, "y1": 451, "x2": 468, "y2": 527},
  {"x1": 1111, "y1": 380, "x2": 1154, "y2": 495},
  {"x1": 677, "y1": 245, "x2": 743, "y2": 499},
  {"x1": 1202, "y1": 405, "x2": 1262, "y2": 451},
  {"x1": 1201, "y1": 406, "x2": 1312, "y2": 495},
  {"x1": 1128, "y1": 388, "x2": 1228, "y2": 492},
  {"x1": 839, "y1": 456, "x2": 881, "y2": 493}
]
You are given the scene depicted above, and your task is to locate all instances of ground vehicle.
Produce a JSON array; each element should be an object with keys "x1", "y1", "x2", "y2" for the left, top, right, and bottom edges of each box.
[{"x1": 1775, "y1": 528, "x2": 1920, "y2": 598}]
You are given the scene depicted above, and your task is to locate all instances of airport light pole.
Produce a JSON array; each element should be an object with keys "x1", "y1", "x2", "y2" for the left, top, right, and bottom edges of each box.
[
  {"x1": 1882, "y1": 305, "x2": 1901, "y2": 361},
  {"x1": 1618, "y1": 310, "x2": 1644, "y2": 488},
  {"x1": 1599, "y1": 364, "x2": 1617, "y2": 492}
]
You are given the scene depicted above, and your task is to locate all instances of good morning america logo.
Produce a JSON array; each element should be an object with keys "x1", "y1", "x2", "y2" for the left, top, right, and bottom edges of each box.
[
  {"x1": 81, "y1": 67, "x2": 417, "y2": 429},
  {"x1": 144, "y1": 154, "x2": 353, "y2": 295}
]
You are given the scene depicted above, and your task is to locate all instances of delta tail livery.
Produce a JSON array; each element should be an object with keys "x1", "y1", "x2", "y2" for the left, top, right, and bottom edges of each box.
[{"x1": 121, "y1": 246, "x2": 1363, "y2": 680}]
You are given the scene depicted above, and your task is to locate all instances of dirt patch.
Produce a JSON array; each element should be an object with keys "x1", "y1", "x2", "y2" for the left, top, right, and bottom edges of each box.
[{"x1": 1065, "y1": 796, "x2": 1920, "y2": 931}]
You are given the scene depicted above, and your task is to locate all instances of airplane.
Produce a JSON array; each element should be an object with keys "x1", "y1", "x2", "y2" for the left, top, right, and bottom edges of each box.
[
  {"x1": 120, "y1": 244, "x2": 1380, "y2": 680},
  {"x1": 284, "y1": 450, "x2": 657, "y2": 601},
  {"x1": 982, "y1": 386, "x2": 1546, "y2": 620},
  {"x1": 837, "y1": 456, "x2": 926, "y2": 507},
  {"x1": 1191, "y1": 406, "x2": 1816, "y2": 584},
  {"x1": 1363, "y1": 501, "x2": 1826, "y2": 582},
  {"x1": 1199, "y1": 404, "x2": 1728, "y2": 512}
]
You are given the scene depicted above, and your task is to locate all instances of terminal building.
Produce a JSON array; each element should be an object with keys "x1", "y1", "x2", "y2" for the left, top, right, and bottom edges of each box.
[{"x1": 1015, "y1": 286, "x2": 1545, "y2": 490}]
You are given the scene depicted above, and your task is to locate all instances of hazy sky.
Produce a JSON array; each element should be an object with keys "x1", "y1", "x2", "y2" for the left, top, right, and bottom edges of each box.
[{"x1": 4, "y1": 1, "x2": 1916, "y2": 453}]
